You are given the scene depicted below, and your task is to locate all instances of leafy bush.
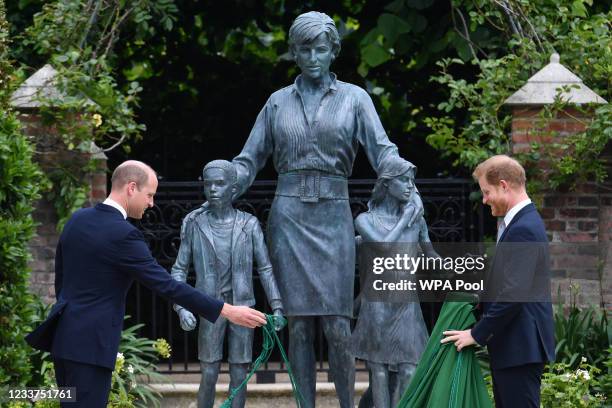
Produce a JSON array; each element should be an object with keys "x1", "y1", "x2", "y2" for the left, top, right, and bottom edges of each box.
[
  {"x1": 107, "y1": 320, "x2": 170, "y2": 408},
  {"x1": 541, "y1": 360, "x2": 607, "y2": 408},
  {"x1": 424, "y1": 2, "x2": 611, "y2": 190},
  {"x1": 554, "y1": 289, "x2": 610, "y2": 371},
  {"x1": 0, "y1": 0, "x2": 46, "y2": 388}
]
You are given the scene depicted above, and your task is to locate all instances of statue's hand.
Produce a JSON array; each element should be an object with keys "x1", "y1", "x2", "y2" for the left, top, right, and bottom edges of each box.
[
  {"x1": 408, "y1": 193, "x2": 424, "y2": 227},
  {"x1": 178, "y1": 309, "x2": 196, "y2": 331},
  {"x1": 401, "y1": 202, "x2": 416, "y2": 222},
  {"x1": 272, "y1": 309, "x2": 286, "y2": 332}
]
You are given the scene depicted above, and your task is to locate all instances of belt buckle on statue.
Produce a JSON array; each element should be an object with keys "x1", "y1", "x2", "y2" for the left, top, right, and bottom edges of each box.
[{"x1": 299, "y1": 172, "x2": 320, "y2": 203}]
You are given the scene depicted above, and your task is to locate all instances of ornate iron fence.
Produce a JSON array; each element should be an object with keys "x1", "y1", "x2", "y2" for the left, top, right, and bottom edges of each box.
[{"x1": 127, "y1": 179, "x2": 483, "y2": 381}]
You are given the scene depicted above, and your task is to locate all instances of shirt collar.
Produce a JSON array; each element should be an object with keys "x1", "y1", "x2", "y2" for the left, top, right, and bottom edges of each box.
[
  {"x1": 291, "y1": 72, "x2": 338, "y2": 95},
  {"x1": 503, "y1": 198, "x2": 531, "y2": 227},
  {"x1": 103, "y1": 197, "x2": 127, "y2": 219}
]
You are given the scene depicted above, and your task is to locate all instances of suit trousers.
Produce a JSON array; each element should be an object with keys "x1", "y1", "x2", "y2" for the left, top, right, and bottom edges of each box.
[
  {"x1": 491, "y1": 362, "x2": 544, "y2": 408},
  {"x1": 54, "y1": 357, "x2": 112, "y2": 408}
]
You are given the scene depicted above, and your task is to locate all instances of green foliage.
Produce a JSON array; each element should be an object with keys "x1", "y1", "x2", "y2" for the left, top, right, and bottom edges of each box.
[
  {"x1": 423, "y1": 1, "x2": 611, "y2": 189},
  {"x1": 598, "y1": 347, "x2": 612, "y2": 400},
  {"x1": 554, "y1": 293, "x2": 610, "y2": 371},
  {"x1": 9, "y1": 0, "x2": 173, "y2": 228},
  {"x1": 107, "y1": 320, "x2": 171, "y2": 408},
  {"x1": 0, "y1": 0, "x2": 46, "y2": 388},
  {"x1": 541, "y1": 361, "x2": 607, "y2": 407}
]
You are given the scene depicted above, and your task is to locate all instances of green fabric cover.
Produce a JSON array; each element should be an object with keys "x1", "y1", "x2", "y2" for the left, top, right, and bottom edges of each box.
[{"x1": 397, "y1": 294, "x2": 493, "y2": 408}]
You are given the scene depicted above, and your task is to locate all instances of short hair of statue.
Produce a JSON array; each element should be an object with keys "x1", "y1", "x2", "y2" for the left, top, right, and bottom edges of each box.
[
  {"x1": 111, "y1": 162, "x2": 155, "y2": 191},
  {"x1": 288, "y1": 11, "x2": 341, "y2": 58},
  {"x1": 202, "y1": 160, "x2": 237, "y2": 185},
  {"x1": 473, "y1": 155, "x2": 526, "y2": 188}
]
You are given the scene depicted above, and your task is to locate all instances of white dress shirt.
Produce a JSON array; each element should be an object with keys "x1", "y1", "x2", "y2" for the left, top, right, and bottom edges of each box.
[
  {"x1": 503, "y1": 198, "x2": 532, "y2": 227},
  {"x1": 497, "y1": 198, "x2": 531, "y2": 243},
  {"x1": 103, "y1": 197, "x2": 127, "y2": 219}
]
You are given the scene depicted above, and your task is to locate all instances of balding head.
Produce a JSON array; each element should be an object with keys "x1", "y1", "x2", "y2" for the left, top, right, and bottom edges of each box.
[
  {"x1": 473, "y1": 155, "x2": 526, "y2": 188},
  {"x1": 111, "y1": 160, "x2": 156, "y2": 192}
]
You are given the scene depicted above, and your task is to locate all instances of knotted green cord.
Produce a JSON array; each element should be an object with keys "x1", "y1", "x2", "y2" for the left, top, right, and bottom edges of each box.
[{"x1": 220, "y1": 314, "x2": 305, "y2": 407}]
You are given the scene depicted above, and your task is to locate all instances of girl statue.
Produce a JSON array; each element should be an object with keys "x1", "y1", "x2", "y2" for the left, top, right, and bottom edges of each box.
[{"x1": 352, "y1": 158, "x2": 436, "y2": 408}]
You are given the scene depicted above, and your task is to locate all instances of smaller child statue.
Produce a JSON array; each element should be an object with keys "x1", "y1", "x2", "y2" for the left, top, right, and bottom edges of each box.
[
  {"x1": 171, "y1": 160, "x2": 284, "y2": 408},
  {"x1": 352, "y1": 157, "x2": 438, "y2": 408}
]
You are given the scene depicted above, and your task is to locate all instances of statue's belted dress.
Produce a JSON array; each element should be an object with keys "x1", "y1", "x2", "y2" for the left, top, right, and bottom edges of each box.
[{"x1": 232, "y1": 74, "x2": 399, "y2": 317}]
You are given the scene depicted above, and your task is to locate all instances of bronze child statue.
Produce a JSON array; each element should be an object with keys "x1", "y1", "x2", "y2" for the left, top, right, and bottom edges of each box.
[
  {"x1": 171, "y1": 160, "x2": 284, "y2": 408},
  {"x1": 353, "y1": 158, "x2": 438, "y2": 408}
]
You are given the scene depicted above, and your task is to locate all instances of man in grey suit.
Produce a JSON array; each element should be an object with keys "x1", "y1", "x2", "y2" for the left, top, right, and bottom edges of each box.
[{"x1": 171, "y1": 160, "x2": 284, "y2": 408}]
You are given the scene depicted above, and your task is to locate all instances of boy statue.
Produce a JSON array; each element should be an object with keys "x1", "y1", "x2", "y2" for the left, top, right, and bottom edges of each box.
[{"x1": 171, "y1": 160, "x2": 284, "y2": 408}]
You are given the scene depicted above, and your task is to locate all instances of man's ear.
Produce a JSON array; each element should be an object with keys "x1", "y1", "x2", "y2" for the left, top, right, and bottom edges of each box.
[
  {"x1": 499, "y1": 179, "x2": 509, "y2": 192},
  {"x1": 126, "y1": 181, "x2": 136, "y2": 196}
]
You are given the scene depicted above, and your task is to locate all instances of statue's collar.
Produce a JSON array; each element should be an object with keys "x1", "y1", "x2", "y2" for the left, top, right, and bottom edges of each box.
[{"x1": 292, "y1": 73, "x2": 338, "y2": 95}]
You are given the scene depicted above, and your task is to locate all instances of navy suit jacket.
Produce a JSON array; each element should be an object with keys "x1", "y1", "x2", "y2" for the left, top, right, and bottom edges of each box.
[
  {"x1": 26, "y1": 203, "x2": 224, "y2": 370},
  {"x1": 471, "y1": 203, "x2": 555, "y2": 370}
]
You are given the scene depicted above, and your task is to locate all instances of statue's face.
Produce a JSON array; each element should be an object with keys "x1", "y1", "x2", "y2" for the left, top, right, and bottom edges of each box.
[
  {"x1": 387, "y1": 172, "x2": 416, "y2": 203},
  {"x1": 294, "y1": 32, "x2": 334, "y2": 81},
  {"x1": 203, "y1": 168, "x2": 235, "y2": 208}
]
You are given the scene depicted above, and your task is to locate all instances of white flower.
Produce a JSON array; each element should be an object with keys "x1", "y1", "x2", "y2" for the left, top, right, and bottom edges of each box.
[
  {"x1": 576, "y1": 369, "x2": 590, "y2": 381},
  {"x1": 130, "y1": 381, "x2": 136, "y2": 390},
  {"x1": 581, "y1": 356, "x2": 587, "y2": 363},
  {"x1": 562, "y1": 373, "x2": 572, "y2": 380},
  {"x1": 116, "y1": 352, "x2": 124, "y2": 361},
  {"x1": 127, "y1": 365, "x2": 134, "y2": 374}
]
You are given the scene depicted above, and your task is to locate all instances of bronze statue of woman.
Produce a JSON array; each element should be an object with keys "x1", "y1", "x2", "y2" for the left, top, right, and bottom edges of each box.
[{"x1": 226, "y1": 11, "x2": 422, "y2": 407}]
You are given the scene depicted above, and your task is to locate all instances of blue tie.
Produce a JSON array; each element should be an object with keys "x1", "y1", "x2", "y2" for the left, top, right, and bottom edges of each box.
[{"x1": 496, "y1": 219, "x2": 506, "y2": 243}]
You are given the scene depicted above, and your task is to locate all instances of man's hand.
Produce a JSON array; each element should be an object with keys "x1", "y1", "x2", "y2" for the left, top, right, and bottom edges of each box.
[
  {"x1": 272, "y1": 309, "x2": 285, "y2": 331},
  {"x1": 178, "y1": 309, "x2": 197, "y2": 331},
  {"x1": 220, "y1": 304, "x2": 266, "y2": 328},
  {"x1": 441, "y1": 329, "x2": 477, "y2": 352}
]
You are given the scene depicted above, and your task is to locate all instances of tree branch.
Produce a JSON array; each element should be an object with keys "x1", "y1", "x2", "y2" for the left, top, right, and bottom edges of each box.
[{"x1": 450, "y1": 2, "x2": 491, "y2": 60}]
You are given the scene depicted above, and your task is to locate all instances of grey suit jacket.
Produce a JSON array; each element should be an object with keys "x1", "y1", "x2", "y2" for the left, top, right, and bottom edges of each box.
[{"x1": 171, "y1": 209, "x2": 283, "y2": 311}]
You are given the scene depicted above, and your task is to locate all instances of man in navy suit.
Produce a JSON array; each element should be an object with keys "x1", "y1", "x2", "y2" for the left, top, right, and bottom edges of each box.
[
  {"x1": 26, "y1": 160, "x2": 267, "y2": 408},
  {"x1": 442, "y1": 155, "x2": 555, "y2": 407}
]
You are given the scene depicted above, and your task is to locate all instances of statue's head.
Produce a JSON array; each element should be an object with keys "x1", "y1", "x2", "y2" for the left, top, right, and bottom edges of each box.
[
  {"x1": 202, "y1": 160, "x2": 237, "y2": 207},
  {"x1": 288, "y1": 11, "x2": 340, "y2": 81},
  {"x1": 369, "y1": 158, "x2": 417, "y2": 210}
]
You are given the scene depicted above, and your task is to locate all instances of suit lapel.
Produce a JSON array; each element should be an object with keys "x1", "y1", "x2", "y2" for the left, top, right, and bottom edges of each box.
[
  {"x1": 499, "y1": 203, "x2": 535, "y2": 243},
  {"x1": 195, "y1": 210, "x2": 217, "y2": 254},
  {"x1": 231, "y1": 211, "x2": 247, "y2": 254}
]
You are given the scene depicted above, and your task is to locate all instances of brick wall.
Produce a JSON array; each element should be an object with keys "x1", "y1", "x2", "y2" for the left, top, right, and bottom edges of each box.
[
  {"x1": 511, "y1": 107, "x2": 611, "y2": 310},
  {"x1": 18, "y1": 110, "x2": 107, "y2": 304}
]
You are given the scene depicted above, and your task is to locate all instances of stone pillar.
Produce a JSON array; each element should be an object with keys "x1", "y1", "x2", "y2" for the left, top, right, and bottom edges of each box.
[
  {"x1": 10, "y1": 64, "x2": 108, "y2": 304},
  {"x1": 505, "y1": 54, "x2": 609, "y2": 309}
]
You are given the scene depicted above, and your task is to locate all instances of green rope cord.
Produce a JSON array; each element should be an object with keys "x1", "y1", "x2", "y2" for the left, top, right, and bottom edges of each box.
[{"x1": 220, "y1": 314, "x2": 306, "y2": 408}]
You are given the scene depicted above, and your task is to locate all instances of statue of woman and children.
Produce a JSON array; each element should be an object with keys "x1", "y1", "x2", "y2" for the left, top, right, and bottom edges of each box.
[{"x1": 172, "y1": 11, "x2": 432, "y2": 408}]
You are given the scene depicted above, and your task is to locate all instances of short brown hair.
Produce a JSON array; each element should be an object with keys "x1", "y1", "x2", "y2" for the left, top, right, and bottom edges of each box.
[
  {"x1": 111, "y1": 161, "x2": 155, "y2": 191},
  {"x1": 473, "y1": 155, "x2": 526, "y2": 187}
]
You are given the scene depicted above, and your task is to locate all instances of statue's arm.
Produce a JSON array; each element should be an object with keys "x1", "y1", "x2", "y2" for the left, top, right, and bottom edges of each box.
[
  {"x1": 170, "y1": 216, "x2": 194, "y2": 312},
  {"x1": 355, "y1": 90, "x2": 423, "y2": 225},
  {"x1": 355, "y1": 213, "x2": 384, "y2": 242},
  {"x1": 418, "y1": 217, "x2": 440, "y2": 259},
  {"x1": 355, "y1": 89, "x2": 399, "y2": 173},
  {"x1": 232, "y1": 98, "x2": 274, "y2": 198},
  {"x1": 250, "y1": 218, "x2": 283, "y2": 312}
]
